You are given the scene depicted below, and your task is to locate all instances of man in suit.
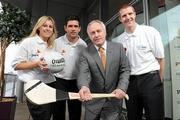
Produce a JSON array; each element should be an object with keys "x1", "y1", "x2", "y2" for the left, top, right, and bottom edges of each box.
[{"x1": 77, "y1": 20, "x2": 131, "y2": 120}]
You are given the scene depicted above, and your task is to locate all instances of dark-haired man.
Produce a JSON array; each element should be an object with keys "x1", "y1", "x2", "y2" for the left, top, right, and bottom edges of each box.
[{"x1": 54, "y1": 15, "x2": 87, "y2": 120}]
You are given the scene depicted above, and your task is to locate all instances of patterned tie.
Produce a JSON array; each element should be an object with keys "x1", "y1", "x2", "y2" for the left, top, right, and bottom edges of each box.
[{"x1": 98, "y1": 47, "x2": 106, "y2": 69}]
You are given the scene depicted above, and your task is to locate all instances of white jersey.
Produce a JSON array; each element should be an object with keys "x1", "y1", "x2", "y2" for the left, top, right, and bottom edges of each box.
[
  {"x1": 54, "y1": 34, "x2": 87, "y2": 80},
  {"x1": 12, "y1": 35, "x2": 56, "y2": 83},
  {"x1": 113, "y1": 24, "x2": 164, "y2": 75}
]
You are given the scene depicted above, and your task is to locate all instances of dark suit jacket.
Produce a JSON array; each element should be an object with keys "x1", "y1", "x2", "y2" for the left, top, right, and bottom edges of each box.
[{"x1": 77, "y1": 41, "x2": 130, "y2": 113}]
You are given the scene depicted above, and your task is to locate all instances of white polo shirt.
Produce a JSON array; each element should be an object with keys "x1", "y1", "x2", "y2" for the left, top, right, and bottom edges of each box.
[
  {"x1": 113, "y1": 24, "x2": 164, "y2": 75},
  {"x1": 54, "y1": 34, "x2": 87, "y2": 80},
  {"x1": 12, "y1": 35, "x2": 56, "y2": 83}
]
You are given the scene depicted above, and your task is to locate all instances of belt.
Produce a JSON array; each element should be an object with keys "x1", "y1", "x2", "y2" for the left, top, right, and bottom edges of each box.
[
  {"x1": 148, "y1": 70, "x2": 158, "y2": 74},
  {"x1": 131, "y1": 70, "x2": 159, "y2": 77}
]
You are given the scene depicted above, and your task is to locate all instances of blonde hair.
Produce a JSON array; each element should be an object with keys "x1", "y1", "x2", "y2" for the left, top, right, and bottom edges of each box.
[{"x1": 29, "y1": 16, "x2": 58, "y2": 48}]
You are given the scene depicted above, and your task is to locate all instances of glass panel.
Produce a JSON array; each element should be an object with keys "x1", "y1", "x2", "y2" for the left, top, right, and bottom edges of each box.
[{"x1": 151, "y1": 1, "x2": 180, "y2": 118}]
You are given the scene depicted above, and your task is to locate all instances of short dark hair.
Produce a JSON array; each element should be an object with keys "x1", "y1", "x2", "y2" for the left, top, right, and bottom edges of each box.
[
  {"x1": 119, "y1": 4, "x2": 135, "y2": 13},
  {"x1": 64, "y1": 15, "x2": 80, "y2": 26}
]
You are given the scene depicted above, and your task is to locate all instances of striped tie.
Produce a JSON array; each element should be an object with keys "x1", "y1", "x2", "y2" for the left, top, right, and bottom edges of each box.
[{"x1": 98, "y1": 47, "x2": 106, "y2": 69}]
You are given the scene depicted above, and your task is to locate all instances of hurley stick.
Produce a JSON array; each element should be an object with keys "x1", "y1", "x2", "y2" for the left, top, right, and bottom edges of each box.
[{"x1": 24, "y1": 79, "x2": 129, "y2": 105}]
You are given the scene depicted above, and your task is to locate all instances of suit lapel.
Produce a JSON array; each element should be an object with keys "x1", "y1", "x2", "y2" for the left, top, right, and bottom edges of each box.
[
  {"x1": 88, "y1": 44, "x2": 106, "y2": 78},
  {"x1": 106, "y1": 42, "x2": 113, "y2": 77}
]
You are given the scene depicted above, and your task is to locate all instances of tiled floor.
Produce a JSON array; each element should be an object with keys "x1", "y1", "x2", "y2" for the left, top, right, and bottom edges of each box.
[
  {"x1": 15, "y1": 102, "x2": 32, "y2": 120},
  {"x1": 14, "y1": 101, "x2": 172, "y2": 120},
  {"x1": 15, "y1": 101, "x2": 85, "y2": 120}
]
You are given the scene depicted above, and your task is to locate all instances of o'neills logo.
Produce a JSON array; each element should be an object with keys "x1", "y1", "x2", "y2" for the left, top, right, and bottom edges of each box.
[{"x1": 52, "y1": 58, "x2": 65, "y2": 64}]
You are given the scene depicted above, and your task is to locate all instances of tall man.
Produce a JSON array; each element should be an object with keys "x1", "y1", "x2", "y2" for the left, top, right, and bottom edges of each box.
[
  {"x1": 54, "y1": 15, "x2": 87, "y2": 120},
  {"x1": 78, "y1": 20, "x2": 130, "y2": 120},
  {"x1": 114, "y1": 4, "x2": 165, "y2": 120}
]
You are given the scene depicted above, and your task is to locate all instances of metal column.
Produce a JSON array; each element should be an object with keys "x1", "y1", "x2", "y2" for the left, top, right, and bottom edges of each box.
[{"x1": 142, "y1": 0, "x2": 150, "y2": 25}]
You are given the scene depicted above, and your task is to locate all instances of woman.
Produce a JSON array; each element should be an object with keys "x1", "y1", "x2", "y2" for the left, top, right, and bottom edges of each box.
[{"x1": 12, "y1": 16, "x2": 57, "y2": 120}]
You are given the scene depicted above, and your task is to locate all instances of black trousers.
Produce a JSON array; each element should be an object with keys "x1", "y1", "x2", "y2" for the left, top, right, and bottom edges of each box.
[
  {"x1": 53, "y1": 77, "x2": 81, "y2": 120},
  {"x1": 26, "y1": 82, "x2": 55, "y2": 120},
  {"x1": 126, "y1": 71, "x2": 164, "y2": 120}
]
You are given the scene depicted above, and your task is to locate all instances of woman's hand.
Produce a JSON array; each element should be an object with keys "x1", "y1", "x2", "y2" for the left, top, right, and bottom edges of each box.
[{"x1": 38, "y1": 58, "x2": 49, "y2": 72}]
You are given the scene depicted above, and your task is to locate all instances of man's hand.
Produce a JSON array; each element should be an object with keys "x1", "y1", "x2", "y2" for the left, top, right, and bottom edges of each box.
[
  {"x1": 79, "y1": 86, "x2": 92, "y2": 102},
  {"x1": 111, "y1": 89, "x2": 127, "y2": 99}
]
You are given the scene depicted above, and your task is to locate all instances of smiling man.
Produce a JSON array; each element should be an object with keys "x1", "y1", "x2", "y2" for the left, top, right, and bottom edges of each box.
[
  {"x1": 53, "y1": 15, "x2": 87, "y2": 120},
  {"x1": 114, "y1": 4, "x2": 165, "y2": 120}
]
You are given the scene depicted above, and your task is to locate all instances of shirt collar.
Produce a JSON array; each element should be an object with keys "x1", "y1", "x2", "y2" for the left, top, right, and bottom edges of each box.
[
  {"x1": 36, "y1": 35, "x2": 47, "y2": 44},
  {"x1": 64, "y1": 34, "x2": 81, "y2": 46},
  {"x1": 94, "y1": 41, "x2": 107, "y2": 51},
  {"x1": 124, "y1": 23, "x2": 139, "y2": 38}
]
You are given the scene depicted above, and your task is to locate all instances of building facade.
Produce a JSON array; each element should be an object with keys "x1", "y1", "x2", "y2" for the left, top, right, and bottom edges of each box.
[{"x1": 1, "y1": 0, "x2": 180, "y2": 119}]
